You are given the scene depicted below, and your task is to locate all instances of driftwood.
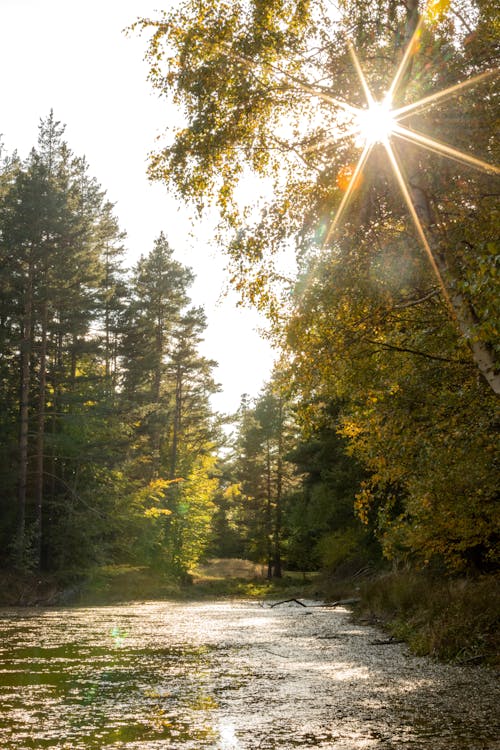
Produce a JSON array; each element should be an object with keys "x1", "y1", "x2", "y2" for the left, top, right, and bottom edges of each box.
[
  {"x1": 269, "y1": 596, "x2": 361, "y2": 609},
  {"x1": 457, "y1": 654, "x2": 484, "y2": 665},
  {"x1": 262, "y1": 648, "x2": 293, "y2": 658}
]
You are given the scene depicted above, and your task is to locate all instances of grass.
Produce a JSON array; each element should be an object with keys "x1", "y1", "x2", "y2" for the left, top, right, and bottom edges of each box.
[
  {"x1": 354, "y1": 570, "x2": 500, "y2": 665},
  {"x1": 186, "y1": 569, "x2": 321, "y2": 601},
  {"x1": 66, "y1": 561, "x2": 322, "y2": 605}
]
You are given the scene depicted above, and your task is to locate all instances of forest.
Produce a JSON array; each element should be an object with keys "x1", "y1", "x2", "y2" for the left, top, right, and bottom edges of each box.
[{"x1": 0, "y1": 0, "x2": 498, "y2": 607}]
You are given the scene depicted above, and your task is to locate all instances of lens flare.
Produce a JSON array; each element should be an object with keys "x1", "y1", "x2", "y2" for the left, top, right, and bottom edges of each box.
[{"x1": 232, "y1": 0, "x2": 498, "y2": 312}]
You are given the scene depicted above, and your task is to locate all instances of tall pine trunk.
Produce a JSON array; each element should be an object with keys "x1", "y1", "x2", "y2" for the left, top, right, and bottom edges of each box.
[
  {"x1": 170, "y1": 365, "x2": 183, "y2": 480},
  {"x1": 265, "y1": 440, "x2": 273, "y2": 579},
  {"x1": 16, "y1": 256, "x2": 34, "y2": 567},
  {"x1": 273, "y1": 399, "x2": 283, "y2": 579},
  {"x1": 34, "y1": 296, "x2": 48, "y2": 569}
]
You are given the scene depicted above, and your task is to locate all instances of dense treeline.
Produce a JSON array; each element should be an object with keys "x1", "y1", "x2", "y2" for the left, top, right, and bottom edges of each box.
[
  {"x1": 1, "y1": 0, "x2": 498, "y2": 589},
  {"x1": 0, "y1": 113, "x2": 365, "y2": 587},
  {"x1": 0, "y1": 113, "x2": 220, "y2": 579},
  {"x1": 214, "y1": 387, "x2": 372, "y2": 578},
  {"x1": 135, "y1": 0, "x2": 499, "y2": 576}
]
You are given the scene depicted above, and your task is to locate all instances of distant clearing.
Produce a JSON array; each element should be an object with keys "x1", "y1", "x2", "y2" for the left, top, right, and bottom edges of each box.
[{"x1": 194, "y1": 558, "x2": 266, "y2": 580}]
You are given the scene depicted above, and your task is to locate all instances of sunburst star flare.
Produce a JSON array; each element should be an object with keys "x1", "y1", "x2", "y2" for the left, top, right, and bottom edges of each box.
[{"x1": 320, "y1": 24, "x2": 499, "y2": 308}]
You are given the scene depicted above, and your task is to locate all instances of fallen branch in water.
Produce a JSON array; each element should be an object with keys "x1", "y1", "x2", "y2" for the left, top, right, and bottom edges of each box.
[
  {"x1": 321, "y1": 598, "x2": 361, "y2": 608},
  {"x1": 457, "y1": 654, "x2": 485, "y2": 665},
  {"x1": 270, "y1": 598, "x2": 308, "y2": 608},
  {"x1": 262, "y1": 648, "x2": 293, "y2": 658}
]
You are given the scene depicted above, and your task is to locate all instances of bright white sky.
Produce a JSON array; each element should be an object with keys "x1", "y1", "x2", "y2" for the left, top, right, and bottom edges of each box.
[{"x1": 0, "y1": 0, "x2": 275, "y2": 415}]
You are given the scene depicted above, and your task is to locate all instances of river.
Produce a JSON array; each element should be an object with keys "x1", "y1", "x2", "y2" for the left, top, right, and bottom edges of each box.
[{"x1": 0, "y1": 600, "x2": 498, "y2": 749}]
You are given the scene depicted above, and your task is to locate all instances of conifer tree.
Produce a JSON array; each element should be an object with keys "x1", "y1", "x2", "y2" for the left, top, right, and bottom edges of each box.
[{"x1": 0, "y1": 114, "x2": 129, "y2": 570}]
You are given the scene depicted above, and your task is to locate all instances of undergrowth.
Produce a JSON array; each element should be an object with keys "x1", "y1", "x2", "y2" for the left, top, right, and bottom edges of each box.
[{"x1": 354, "y1": 571, "x2": 499, "y2": 665}]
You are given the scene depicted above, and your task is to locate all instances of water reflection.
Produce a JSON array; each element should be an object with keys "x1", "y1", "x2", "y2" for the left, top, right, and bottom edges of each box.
[
  {"x1": 218, "y1": 718, "x2": 240, "y2": 749},
  {"x1": 0, "y1": 601, "x2": 498, "y2": 749}
]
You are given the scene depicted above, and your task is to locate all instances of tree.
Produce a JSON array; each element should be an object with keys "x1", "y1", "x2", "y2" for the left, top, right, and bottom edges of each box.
[
  {"x1": 161, "y1": 452, "x2": 219, "y2": 579},
  {"x1": 120, "y1": 233, "x2": 193, "y2": 479},
  {"x1": 0, "y1": 116, "x2": 224, "y2": 581},
  {"x1": 0, "y1": 113, "x2": 128, "y2": 571},
  {"x1": 165, "y1": 306, "x2": 219, "y2": 480},
  {"x1": 285, "y1": 400, "x2": 372, "y2": 573},
  {"x1": 120, "y1": 235, "x2": 220, "y2": 578},
  {"x1": 231, "y1": 381, "x2": 295, "y2": 577}
]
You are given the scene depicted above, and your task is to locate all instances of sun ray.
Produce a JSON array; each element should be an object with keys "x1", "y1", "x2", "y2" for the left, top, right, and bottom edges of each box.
[
  {"x1": 292, "y1": 80, "x2": 361, "y2": 116},
  {"x1": 323, "y1": 141, "x2": 372, "y2": 247},
  {"x1": 301, "y1": 135, "x2": 339, "y2": 155},
  {"x1": 387, "y1": 15, "x2": 425, "y2": 102},
  {"x1": 270, "y1": 4, "x2": 498, "y2": 320},
  {"x1": 301, "y1": 112, "x2": 369, "y2": 156},
  {"x1": 319, "y1": 36, "x2": 498, "y2": 260},
  {"x1": 393, "y1": 68, "x2": 498, "y2": 119},
  {"x1": 301, "y1": 130, "x2": 354, "y2": 155},
  {"x1": 392, "y1": 123, "x2": 500, "y2": 174},
  {"x1": 383, "y1": 140, "x2": 452, "y2": 308},
  {"x1": 347, "y1": 40, "x2": 375, "y2": 106}
]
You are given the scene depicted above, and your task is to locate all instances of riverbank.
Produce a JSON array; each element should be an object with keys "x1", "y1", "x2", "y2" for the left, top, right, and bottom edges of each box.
[
  {"x1": 0, "y1": 562, "x2": 319, "y2": 607},
  {"x1": 352, "y1": 571, "x2": 500, "y2": 666},
  {"x1": 1, "y1": 563, "x2": 498, "y2": 666}
]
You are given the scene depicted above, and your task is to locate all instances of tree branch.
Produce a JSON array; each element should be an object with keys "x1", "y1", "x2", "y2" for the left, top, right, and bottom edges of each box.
[{"x1": 364, "y1": 338, "x2": 473, "y2": 365}]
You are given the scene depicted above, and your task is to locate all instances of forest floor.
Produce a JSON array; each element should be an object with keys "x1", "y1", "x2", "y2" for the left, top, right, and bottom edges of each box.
[{"x1": 0, "y1": 561, "x2": 498, "y2": 666}]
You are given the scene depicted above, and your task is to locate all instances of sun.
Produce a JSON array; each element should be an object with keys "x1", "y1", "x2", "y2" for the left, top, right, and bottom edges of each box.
[{"x1": 355, "y1": 98, "x2": 395, "y2": 146}]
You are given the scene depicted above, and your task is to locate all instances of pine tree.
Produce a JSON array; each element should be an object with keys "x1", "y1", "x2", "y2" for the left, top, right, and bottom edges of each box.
[
  {"x1": 121, "y1": 233, "x2": 193, "y2": 479},
  {"x1": 0, "y1": 113, "x2": 129, "y2": 570},
  {"x1": 232, "y1": 381, "x2": 294, "y2": 577}
]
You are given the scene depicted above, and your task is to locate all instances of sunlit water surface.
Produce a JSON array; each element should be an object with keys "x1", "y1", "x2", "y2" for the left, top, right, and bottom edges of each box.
[{"x1": 0, "y1": 600, "x2": 498, "y2": 749}]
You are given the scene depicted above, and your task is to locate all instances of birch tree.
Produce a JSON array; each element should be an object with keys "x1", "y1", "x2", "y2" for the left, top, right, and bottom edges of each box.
[{"x1": 133, "y1": 0, "x2": 499, "y2": 392}]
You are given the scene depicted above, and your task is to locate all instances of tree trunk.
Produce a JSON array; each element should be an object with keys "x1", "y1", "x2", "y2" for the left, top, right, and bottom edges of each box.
[
  {"x1": 265, "y1": 440, "x2": 274, "y2": 579},
  {"x1": 34, "y1": 296, "x2": 48, "y2": 569},
  {"x1": 16, "y1": 256, "x2": 34, "y2": 567},
  {"x1": 170, "y1": 365, "x2": 183, "y2": 480},
  {"x1": 408, "y1": 177, "x2": 500, "y2": 394},
  {"x1": 400, "y1": 0, "x2": 500, "y2": 395},
  {"x1": 273, "y1": 399, "x2": 283, "y2": 579}
]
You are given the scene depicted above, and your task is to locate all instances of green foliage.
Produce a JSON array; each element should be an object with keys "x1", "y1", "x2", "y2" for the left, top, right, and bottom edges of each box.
[
  {"x1": 162, "y1": 452, "x2": 219, "y2": 575},
  {"x1": 225, "y1": 381, "x2": 295, "y2": 576},
  {"x1": 314, "y1": 527, "x2": 370, "y2": 571}
]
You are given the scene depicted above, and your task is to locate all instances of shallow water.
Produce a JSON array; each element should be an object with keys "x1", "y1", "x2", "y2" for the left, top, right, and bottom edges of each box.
[{"x1": 0, "y1": 600, "x2": 498, "y2": 749}]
